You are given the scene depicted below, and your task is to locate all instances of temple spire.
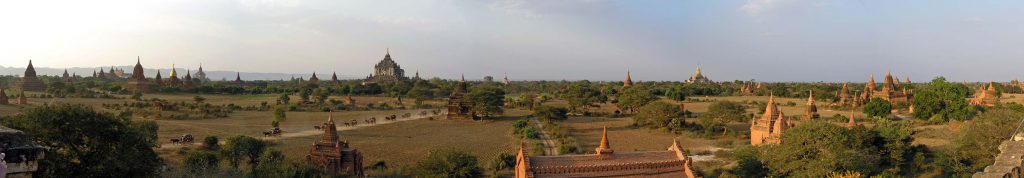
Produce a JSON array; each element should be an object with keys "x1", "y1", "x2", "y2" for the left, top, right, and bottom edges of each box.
[
  {"x1": 596, "y1": 126, "x2": 614, "y2": 155},
  {"x1": 847, "y1": 111, "x2": 857, "y2": 128}
]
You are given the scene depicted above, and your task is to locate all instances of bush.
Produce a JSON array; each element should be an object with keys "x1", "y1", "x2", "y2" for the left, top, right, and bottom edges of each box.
[
  {"x1": 184, "y1": 151, "x2": 220, "y2": 172},
  {"x1": 203, "y1": 136, "x2": 220, "y2": 150},
  {"x1": 633, "y1": 101, "x2": 681, "y2": 128},
  {"x1": 522, "y1": 127, "x2": 541, "y2": 139},
  {"x1": 863, "y1": 98, "x2": 892, "y2": 118},
  {"x1": 533, "y1": 106, "x2": 569, "y2": 122},
  {"x1": 416, "y1": 149, "x2": 482, "y2": 178}
]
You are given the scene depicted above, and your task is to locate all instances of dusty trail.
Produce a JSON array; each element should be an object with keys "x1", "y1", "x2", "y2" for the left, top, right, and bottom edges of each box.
[
  {"x1": 531, "y1": 119, "x2": 560, "y2": 156},
  {"x1": 158, "y1": 112, "x2": 444, "y2": 150}
]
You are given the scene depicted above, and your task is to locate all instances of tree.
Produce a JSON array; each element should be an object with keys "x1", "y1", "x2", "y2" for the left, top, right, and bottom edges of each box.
[
  {"x1": 616, "y1": 85, "x2": 656, "y2": 113},
  {"x1": 131, "y1": 90, "x2": 143, "y2": 100},
  {"x1": 664, "y1": 85, "x2": 687, "y2": 101},
  {"x1": 871, "y1": 118, "x2": 914, "y2": 174},
  {"x1": 203, "y1": 136, "x2": 220, "y2": 150},
  {"x1": 194, "y1": 95, "x2": 206, "y2": 104},
  {"x1": 277, "y1": 94, "x2": 290, "y2": 104},
  {"x1": 272, "y1": 106, "x2": 287, "y2": 127},
  {"x1": 912, "y1": 77, "x2": 976, "y2": 121},
  {"x1": 633, "y1": 101, "x2": 681, "y2": 128},
  {"x1": 224, "y1": 135, "x2": 266, "y2": 168},
  {"x1": 561, "y1": 81, "x2": 607, "y2": 113},
  {"x1": 862, "y1": 98, "x2": 892, "y2": 118},
  {"x1": 704, "y1": 101, "x2": 748, "y2": 122},
  {"x1": 312, "y1": 88, "x2": 328, "y2": 105},
  {"x1": 416, "y1": 149, "x2": 482, "y2": 178},
  {"x1": 533, "y1": 106, "x2": 569, "y2": 122},
  {"x1": 184, "y1": 151, "x2": 220, "y2": 172},
  {"x1": 251, "y1": 150, "x2": 323, "y2": 177},
  {"x1": 940, "y1": 109, "x2": 1021, "y2": 176},
  {"x1": 465, "y1": 86, "x2": 506, "y2": 118},
  {"x1": 759, "y1": 121, "x2": 881, "y2": 177},
  {"x1": 299, "y1": 89, "x2": 312, "y2": 103},
  {"x1": 0, "y1": 104, "x2": 162, "y2": 177}
]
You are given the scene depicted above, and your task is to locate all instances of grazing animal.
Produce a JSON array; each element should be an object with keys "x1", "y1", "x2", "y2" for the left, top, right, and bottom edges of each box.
[
  {"x1": 170, "y1": 138, "x2": 180, "y2": 144},
  {"x1": 313, "y1": 125, "x2": 322, "y2": 130}
]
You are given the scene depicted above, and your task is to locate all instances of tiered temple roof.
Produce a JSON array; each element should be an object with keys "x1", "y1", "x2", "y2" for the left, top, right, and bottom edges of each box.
[
  {"x1": 15, "y1": 60, "x2": 46, "y2": 91},
  {"x1": 515, "y1": 127, "x2": 699, "y2": 178},
  {"x1": 447, "y1": 74, "x2": 472, "y2": 120},
  {"x1": 122, "y1": 57, "x2": 152, "y2": 92},
  {"x1": 750, "y1": 94, "x2": 787, "y2": 145},
  {"x1": 365, "y1": 49, "x2": 407, "y2": 83},
  {"x1": 307, "y1": 112, "x2": 364, "y2": 176}
]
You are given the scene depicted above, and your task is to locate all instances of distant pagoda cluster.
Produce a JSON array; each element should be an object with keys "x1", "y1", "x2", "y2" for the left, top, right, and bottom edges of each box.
[
  {"x1": 834, "y1": 71, "x2": 914, "y2": 108},
  {"x1": 970, "y1": 82, "x2": 1000, "y2": 107}
]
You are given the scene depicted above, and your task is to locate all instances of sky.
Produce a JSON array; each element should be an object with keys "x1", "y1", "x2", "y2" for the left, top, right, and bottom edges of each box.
[{"x1": 1, "y1": 0, "x2": 1023, "y2": 82}]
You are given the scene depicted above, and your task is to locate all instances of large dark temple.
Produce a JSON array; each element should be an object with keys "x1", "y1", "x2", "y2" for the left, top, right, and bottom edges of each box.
[{"x1": 364, "y1": 49, "x2": 407, "y2": 83}]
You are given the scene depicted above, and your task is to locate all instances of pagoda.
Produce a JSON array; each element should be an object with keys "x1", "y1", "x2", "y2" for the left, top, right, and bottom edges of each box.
[
  {"x1": 308, "y1": 72, "x2": 320, "y2": 87},
  {"x1": 970, "y1": 82, "x2": 1000, "y2": 107},
  {"x1": 182, "y1": 69, "x2": 194, "y2": 88},
  {"x1": 514, "y1": 127, "x2": 699, "y2": 178},
  {"x1": 684, "y1": 65, "x2": 712, "y2": 83},
  {"x1": 623, "y1": 70, "x2": 633, "y2": 88},
  {"x1": 803, "y1": 91, "x2": 819, "y2": 121},
  {"x1": 447, "y1": 74, "x2": 472, "y2": 120},
  {"x1": 307, "y1": 112, "x2": 364, "y2": 176},
  {"x1": 862, "y1": 71, "x2": 913, "y2": 105},
  {"x1": 122, "y1": 57, "x2": 152, "y2": 92},
  {"x1": 331, "y1": 72, "x2": 340, "y2": 84},
  {"x1": 364, "y1": 48, "x2": 407, "y2": 83},
  {"x1": 166, "y1": 65, "x2": 180, "y2": 87},
  {"x1": 0, "y1": 87, "x2": 8, "y2": 105},
  {"x1": 15, "y1": 60, "x2": 47, "y2": 91},
  {"x1": 750, "y1": 94, "x2": 787, "y2": 145},
  {"x1": 502, "y1": 73, "x2": 510, "y2": 86},
  {"x1": 194, "y1": 64, "x2": 208, "y2": 83},
  {"x1": 154, "y1": 70, "x2": 163, "y2": 87},
  {"x1": 16, "y1": 90, "x2": 27, "y2": 105}
]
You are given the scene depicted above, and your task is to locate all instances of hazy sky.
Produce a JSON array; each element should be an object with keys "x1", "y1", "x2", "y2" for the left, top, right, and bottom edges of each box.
[{"x1": 1, "y1": 0, "x2": 1023, "y2": 82}]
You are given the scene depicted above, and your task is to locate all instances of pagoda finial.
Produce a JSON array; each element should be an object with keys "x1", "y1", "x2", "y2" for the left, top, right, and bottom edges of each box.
[
  {"x1": 847, "y1": 111, "x2": 856, "y2": 128},
  {"x1": 328, "y1": 111, "x2": 334, "y2": 122},
  {"x1": 460, "y1": 73, "x2": 465, "y2": 82},
  {"x1": 808, "y1": 90, "x2": 814, "y2": 104},
  {"x1": 596, "y1": 126, "x2": 613, "y2": 155},
  {"x1": 137, "y1": 56, "x2": 140, "y2": 64}
]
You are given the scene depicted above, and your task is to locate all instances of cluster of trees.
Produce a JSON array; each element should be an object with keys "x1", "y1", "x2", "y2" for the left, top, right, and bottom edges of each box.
[
  {"x1": 0, "y1": 104, "x2": 162, "y2": 177},
  {"x1": 730, "y1": 119, "x2": 916, "y2": 177}
]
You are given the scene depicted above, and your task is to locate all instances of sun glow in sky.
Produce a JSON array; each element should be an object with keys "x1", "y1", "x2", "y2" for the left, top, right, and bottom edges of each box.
[{"x1": 1, "y1": 0, "x2": 1023, "y2": 81}]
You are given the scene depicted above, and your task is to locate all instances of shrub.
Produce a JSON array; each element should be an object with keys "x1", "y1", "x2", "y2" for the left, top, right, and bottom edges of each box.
[{"x1": 416, "y1": 149, "x2": 482, "y2": 178}]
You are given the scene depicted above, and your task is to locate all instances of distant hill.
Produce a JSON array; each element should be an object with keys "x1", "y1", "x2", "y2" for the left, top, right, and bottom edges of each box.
[{"x1": 0, "y1": 65, "x2": 360, "y2": 81}]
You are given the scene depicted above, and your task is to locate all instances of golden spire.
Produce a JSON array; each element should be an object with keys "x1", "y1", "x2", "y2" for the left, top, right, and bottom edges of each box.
[
  {"x1": 695, "y1": 65, "x2": 702, "y2": 76},
  {"x1": 169, "y1": 64, "x2": 177, "y2": 78}
]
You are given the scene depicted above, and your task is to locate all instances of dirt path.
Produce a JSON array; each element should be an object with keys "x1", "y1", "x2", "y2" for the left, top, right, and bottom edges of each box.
[
  {"x1": 158, "y1": 112, "x2": 444, "y2": 150},
  {"x1": 531, "y1": 119, "x2": 560, "y2": 156}
]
